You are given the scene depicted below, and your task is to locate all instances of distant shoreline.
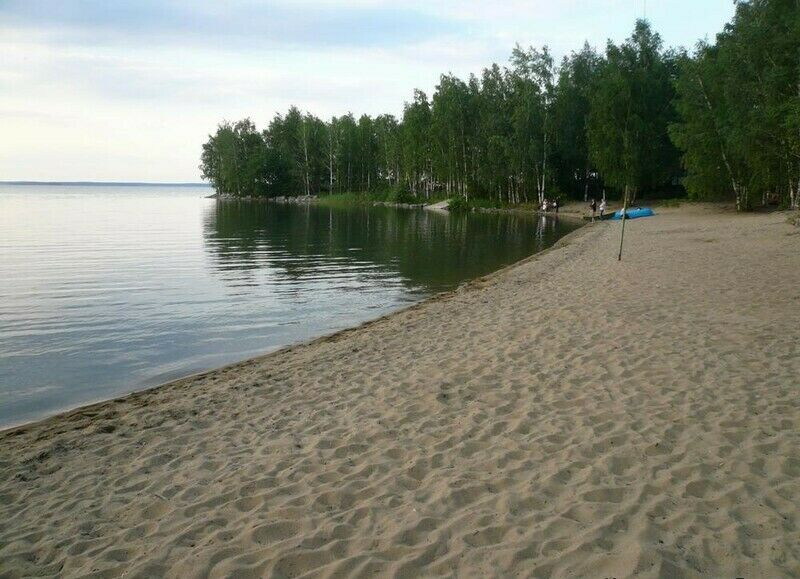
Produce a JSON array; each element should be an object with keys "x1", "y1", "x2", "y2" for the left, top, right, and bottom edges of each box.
[{"x1": 0, "y1": 181, "x2": 211, "y2": 187}]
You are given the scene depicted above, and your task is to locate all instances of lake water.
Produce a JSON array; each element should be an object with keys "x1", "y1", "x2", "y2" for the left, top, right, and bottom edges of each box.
[{"x1": 0, "y1": 184, "x2": 579, "y2": 428}]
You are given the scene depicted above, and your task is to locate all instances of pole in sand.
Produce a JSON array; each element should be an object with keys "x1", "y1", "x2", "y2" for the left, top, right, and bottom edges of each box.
[{"x1": 617, "y1": 186, "x2": 629, "y2": 261}]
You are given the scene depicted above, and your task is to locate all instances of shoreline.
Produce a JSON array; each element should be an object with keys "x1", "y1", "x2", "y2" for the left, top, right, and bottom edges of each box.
[
  {"x1": 2, "y1": 205, "x2": 798, "y2": 577},
  {"x1": 206, "y1": 190, "x2": 672, "y2": 222},
  {"x1": 0, "y1": 221, "x2": 591, "y2": 437}
]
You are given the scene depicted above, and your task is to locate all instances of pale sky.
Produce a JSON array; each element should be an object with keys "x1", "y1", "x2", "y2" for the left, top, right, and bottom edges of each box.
[{"x1": 0, "y1": 0, "x2": 736, "y2": 182}]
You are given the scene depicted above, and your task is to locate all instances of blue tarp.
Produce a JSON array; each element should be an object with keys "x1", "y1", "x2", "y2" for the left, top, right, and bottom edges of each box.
[{"x1": 611, "y1": 207, "x2": 655, "y2": 220}]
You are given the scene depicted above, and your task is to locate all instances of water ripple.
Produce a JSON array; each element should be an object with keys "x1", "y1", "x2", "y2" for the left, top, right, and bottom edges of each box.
[{"x1": 0, "y1": 184, "x2": 578, "y2": 428}]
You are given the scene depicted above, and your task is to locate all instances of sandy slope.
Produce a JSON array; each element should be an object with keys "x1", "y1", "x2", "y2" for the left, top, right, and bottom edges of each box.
[{"x1": 1, "y1": 205, "x2": 798, "y2": 578}]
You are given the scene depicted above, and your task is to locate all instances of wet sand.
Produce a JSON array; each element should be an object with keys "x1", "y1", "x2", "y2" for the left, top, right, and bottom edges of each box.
[{"x1": 1, "y1": 204, "x2": 798, "y2": 577}]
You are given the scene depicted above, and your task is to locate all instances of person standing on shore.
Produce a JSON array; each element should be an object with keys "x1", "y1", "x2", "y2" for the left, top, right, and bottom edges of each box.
[
  {"x1": 599, "y1": 199, "x2": 607, "y2": 219},
  {"x1": 590, "y1": 198, "x2": 597, "y2": 221}
]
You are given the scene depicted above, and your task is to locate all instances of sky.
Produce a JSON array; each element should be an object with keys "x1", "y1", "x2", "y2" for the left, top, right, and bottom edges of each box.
[{"x1": 0, "y1": 0, "x2": 737, "y2": 182}]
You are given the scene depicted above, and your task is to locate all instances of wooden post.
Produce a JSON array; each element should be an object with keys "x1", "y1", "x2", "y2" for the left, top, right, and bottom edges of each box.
[{"x1": 618, "y1": 185, "x2": 630, "y2": 261}]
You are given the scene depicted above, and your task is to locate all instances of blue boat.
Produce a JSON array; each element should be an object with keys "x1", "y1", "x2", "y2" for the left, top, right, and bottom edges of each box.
[{"x1": 611, "y1": 207, "x2": 655, "y2": 220}]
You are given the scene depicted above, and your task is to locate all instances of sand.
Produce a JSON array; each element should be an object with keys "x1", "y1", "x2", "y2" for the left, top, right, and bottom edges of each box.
[{"x1": 1, "y1": 205, "x2": 798, "y2": 578}]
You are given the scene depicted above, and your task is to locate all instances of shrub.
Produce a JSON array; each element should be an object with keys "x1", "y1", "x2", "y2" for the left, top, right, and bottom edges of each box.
[{"x1": 447, "y1": 197, "x2": 473, "y2": 212}]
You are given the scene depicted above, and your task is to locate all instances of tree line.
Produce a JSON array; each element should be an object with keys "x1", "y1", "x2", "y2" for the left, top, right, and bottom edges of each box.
[{"x1": 200, "y1": 1, "x2": 799, "y2": 210}]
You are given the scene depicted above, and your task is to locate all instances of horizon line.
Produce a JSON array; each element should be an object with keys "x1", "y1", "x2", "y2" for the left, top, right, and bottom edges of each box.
[{"x1": 0, "y1": 181, "x2": 211, "y2": 187}]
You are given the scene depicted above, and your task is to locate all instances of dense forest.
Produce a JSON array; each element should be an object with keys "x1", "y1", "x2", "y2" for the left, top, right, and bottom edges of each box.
[{"x1": 200, "y1": 1, "x2": 799, "y2": 211}]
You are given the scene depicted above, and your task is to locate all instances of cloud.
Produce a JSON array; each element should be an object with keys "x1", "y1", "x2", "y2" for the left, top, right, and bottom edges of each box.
[
  {"x1": 1, "y1": 0, "x2": 462, "y2": 49},
  {"x1": 0, "y1": 0, "x2": 737, "y2": 181}
]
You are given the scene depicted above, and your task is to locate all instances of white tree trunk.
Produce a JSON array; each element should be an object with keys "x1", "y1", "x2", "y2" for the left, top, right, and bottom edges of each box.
[
  {"x1": 618, "y1": 184, "x2": 630, "y2": 261},
  {"x1": 697, "y1": 74, "x2": 741, "y2": 210},
  {"x1": 541, "y1": 135, "x2": 547, "y2": 206},
  {"x1": 795, "y1": 175, "x2": 800, "y2": 209},
  {"x1": 584, "y1": 165, "x2": 590, "y2": 202},
  {"x1": 301, "y1": 121, "x2": 310, "y2": 197},
  {"x1": 328, "y1": 132, "x2": 335, "y2": 195}
]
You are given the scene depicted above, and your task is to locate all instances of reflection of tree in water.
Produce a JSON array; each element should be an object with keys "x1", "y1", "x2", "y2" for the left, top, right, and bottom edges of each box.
[{"x1": 203, "y1": 201, "x2": 580, "y2": 294}]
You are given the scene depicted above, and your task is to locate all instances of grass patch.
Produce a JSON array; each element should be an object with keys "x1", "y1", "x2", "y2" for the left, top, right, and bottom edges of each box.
[
  {"x1": 315, "y1": 192, "x2": 373, "y2": 208},
  {"x1": 448, "y1": 197, "x2": 529, "y2": 212},
  {"x1": 316, "y1": 190, "x2": 428, "y2": 208}
]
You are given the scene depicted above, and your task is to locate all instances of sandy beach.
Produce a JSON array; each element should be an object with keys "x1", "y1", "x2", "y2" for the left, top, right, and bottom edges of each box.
[{"x1": 1, "y1": 205, "x2": 798, "y2": 578}]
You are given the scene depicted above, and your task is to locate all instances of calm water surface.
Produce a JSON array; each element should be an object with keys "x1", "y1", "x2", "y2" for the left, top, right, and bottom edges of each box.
[{"x1": 0, "y1": 184, "x2": 579, "y2": 427}]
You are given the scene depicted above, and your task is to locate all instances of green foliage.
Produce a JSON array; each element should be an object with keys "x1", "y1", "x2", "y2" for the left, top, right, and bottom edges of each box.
[
  {"x1": 315, "y1": 189, "x2": 422, "y2": 208},
  {"x1": 446, "y1": 197, "x2": 473, "y2": 212},
  {"x1": 587, "y1": 20, "x2": 681, "y2": 201},
  {"x1": 315, "y1": 192, "x2": 371, "y2": 208},
  {"x1": 552, "y1": 43, "x2": 602, "y2": 200},
  {"x1": 671, "y1": 0, "x2": 800, "y2": 210},
  {"x1": 384, "y1": 189, "x2": 420, "y2": 204},
  {"x1": 200, "y1": 118, "x2": 290, "y2": 198},
  {"x1": 201, "y1": 4, "x2": 798, "y2": 211}
]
